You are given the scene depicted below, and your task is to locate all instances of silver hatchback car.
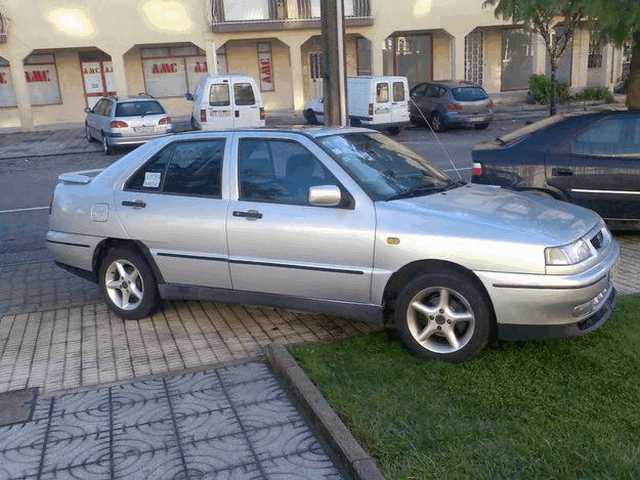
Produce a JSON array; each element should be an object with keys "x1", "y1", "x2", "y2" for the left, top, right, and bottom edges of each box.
[
  {"x1": 47, "y1": 128, "x2": 619, "y2": 362},
  {"x1": 84, "y1": 96, "x2": 173, "y2": 155}
]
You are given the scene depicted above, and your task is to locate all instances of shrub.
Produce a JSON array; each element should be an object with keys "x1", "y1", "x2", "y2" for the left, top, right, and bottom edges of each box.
[
  {"x1": 527, "y1": 74, "x2": 571, "y2": 105},
  {"x1": 574, "y1": 86, "x2": 615, "y2": 103},
  {"x1": 614, "y1": 72, "x2": 629, "y2": 94}
]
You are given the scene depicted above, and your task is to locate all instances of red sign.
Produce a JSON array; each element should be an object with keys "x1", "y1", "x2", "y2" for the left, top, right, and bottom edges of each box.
[
  {"x1": 152, "y1": 63, "x2": 178, "y2": 74},
  {"x1": 0, "y1": 71, "x2": 6, "y2": 84},
  {"x1": 193, "y1": 61, "x2": 207, "y2": 73},
  {"x1": 25, "y1": 70, "x2": 51, "y2": 82}
]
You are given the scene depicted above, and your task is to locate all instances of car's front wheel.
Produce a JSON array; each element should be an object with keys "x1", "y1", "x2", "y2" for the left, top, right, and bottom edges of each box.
[
  {"x1": 102, "y1": 134, "x2": 113, "y2": 155},
  {"x1": 394, "y1": 271, "x2": 492, "y2": 362},
  {"x1": 99, "y1": 247, "x2": 158, "y2": 320},
  {"x1": 429, "y1": 111, "x2": 447, "y2": 132},
  {"x1": 85, "y1": 124, "x2": 94, "y2": 143}
]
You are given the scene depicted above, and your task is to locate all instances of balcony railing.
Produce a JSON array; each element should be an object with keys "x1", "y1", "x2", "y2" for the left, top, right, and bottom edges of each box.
[{"x1": 210, "y1": 0, "x2": 373, "y2": 32}]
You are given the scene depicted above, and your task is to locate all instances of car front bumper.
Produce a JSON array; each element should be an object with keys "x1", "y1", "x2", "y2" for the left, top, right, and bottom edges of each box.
[{"x1": 475, "y1": 240, "x2": 620, "y2": 341}]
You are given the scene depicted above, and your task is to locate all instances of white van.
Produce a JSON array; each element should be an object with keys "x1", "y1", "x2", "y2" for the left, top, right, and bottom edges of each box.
[
  {"x1": 187, "y1": 74, "x2": 265, "y2": 130},
  {"x1": 304, "y1": 76, "x2": 410, "y2": 133}
]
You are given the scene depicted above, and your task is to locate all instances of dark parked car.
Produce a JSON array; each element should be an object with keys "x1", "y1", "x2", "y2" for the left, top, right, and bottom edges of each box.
[
  {"x1": 472, "y1": 111, "x2": 640, "y2": 230},
  {"x1": 409, "y1": 81, "x2": 494, "y2": 132}
]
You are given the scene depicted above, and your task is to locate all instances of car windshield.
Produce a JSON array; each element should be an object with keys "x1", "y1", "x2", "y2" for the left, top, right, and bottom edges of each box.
[
  {"x1": 451, "y1": 87, "x2": 488, "y2": 102},
  {"x1": 317, "y1": 132, "x2": 457, "y2": 201},
  {"x1": 496, "y1": 114, "x2": 572, "y2": 144},
  {"x1": 115, "y1": 101, "x2": 165, "y2": 117}
]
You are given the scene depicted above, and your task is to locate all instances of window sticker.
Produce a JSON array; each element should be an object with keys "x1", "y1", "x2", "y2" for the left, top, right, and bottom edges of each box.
[{"x1": 143, "y1": 171, "x2": 162, "y2": 188}]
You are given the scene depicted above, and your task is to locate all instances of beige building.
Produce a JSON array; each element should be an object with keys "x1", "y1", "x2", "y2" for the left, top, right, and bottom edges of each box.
[{"x1": 0, "y1": 0, "x2": 628, "y2": 131}]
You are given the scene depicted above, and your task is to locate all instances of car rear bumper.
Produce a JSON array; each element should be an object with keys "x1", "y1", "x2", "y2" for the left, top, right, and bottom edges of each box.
[
  {"x1": 475, "y1": 240, "x2": 620, "y2": 340},
  {"x1": 107, "y1": 131, "x2": 172, "y2": 146},
  {"x1": 46, "y1": 230, "x2": 103, "y2": 274},
  {"x1": 359, "y1": 120, "x2": 411, "y2": 130},
  {"x1": 445, "y1": 112, "x2": 493, "y2": 126}
]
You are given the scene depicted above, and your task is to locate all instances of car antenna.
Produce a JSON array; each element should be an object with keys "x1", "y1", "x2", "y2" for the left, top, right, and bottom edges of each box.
[{"x1": 408, "y1": 96, "x2": 463, "y2": 181}]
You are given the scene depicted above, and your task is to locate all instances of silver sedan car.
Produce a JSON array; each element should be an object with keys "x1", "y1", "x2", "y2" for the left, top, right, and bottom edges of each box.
[
  {"x1": 84, "y1": 96, "x2": 173, "y2": 155},
  {"x1": 47, "y1": 128, "x2": 619, "y2": 362}
]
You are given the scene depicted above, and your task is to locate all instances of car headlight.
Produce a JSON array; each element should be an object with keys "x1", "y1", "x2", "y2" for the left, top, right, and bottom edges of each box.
[{"x1": 545, "y1": 239, "x2": 593, "y2": 266}]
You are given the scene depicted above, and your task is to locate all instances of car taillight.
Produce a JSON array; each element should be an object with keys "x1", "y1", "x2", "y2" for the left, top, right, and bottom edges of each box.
[
  {"x1": 200, "y1": 109, "x2": 207, "y2": 122},
  {"x1": 368, "y1": 103, "x2": 374, "y2": 116},
  {"x1": 447, "y1": 103, "x2": 463, "y2": 111},
  {"x1": 158, "y1": 116, "x2": 171, "y2": 125},
  {"x1": 109, "y1": 120, "x2": 128, "y2": 128},
  {"x1": 472, "y1": 162, "x2": 483, "y2": 176},
  {"x1": 260, "y1": 107, "x2": 266, "y2": 121}
]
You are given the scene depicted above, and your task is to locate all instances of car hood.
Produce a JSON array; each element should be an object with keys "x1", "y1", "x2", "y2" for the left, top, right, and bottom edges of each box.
[{"x1": 384, "y1": 184, "x2": 599, "y2": 245}]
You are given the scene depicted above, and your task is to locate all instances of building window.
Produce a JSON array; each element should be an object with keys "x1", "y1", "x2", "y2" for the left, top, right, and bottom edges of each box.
[
  {"x1": 24, "y1": 53, "x2": 62, "y2": 106},
  {"x1": 465, "y1": 30, "x2": 484, "y2": 85},
  {"x1": 588, "y1": 38, "x2": 603, "y2": 69},
  {"x1": 0, "y1": 57, "x2": 17, "y2": 107},
  {"x1": 257, "y1": 42, "x2": 274, "y2": 91},
  {"x1": 356, "y1": 37, "x2": 371, "y2": 76},
  {"x1": 141, "y1": 45, "x2": 207, "y2": 98},
  {"x1": 383, "y1": 34, "x2": 433, "y2": 87},
  {"x1": 217, "y1": 45, "x2": 228, "y2": 74}
]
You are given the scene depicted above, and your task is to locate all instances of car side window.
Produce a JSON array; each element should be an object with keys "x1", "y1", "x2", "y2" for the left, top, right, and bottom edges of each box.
[
  {"x1": 126, "y1": 140, "x2": 225, "y2": 197},
  {"x1": 572, "y1": 116, "x2": 640, "y2": 156},
  {"x1": 93, "y1": 100, "x2": 106, "y2": 115},
  {"x1": 234, "y1": 83, "x2": 256, "y2": 106},
  {"x1": 411, "y1": 84, "x2": 427, "y2": 98},
  {"x1": 393, "y1": 82, "x2": 405, "y2": 102},
  {"x1": 376, "y1": 83, "x2": 389, "y2": 103},
  {"x1": 210, "y1": 84, "x2": 230, "y2": 107},
  {"x1": 238, "y1": 138, "x2": 339, "y2": 206}
]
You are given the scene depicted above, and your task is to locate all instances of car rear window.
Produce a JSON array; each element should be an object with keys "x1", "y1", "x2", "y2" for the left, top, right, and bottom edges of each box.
[
  {"x1": 451, "y1": 87, "x2": 488, "y2": 102},
  {"x1": 234, "y1": 83, "x2": 256, "y2": 106},
  {"x1": 115, "y1": 101, "x2": 164, "y2": 117},
  {"x1": 393, "y1": 82, "x2": 406, "y2": 102},
  {"x1": 210, "y1": 84, "x2": 231, "y2": 107}
]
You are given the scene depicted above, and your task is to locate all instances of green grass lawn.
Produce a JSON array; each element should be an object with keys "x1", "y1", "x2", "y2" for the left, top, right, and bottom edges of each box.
[{"x1": 291, "y1": 295, "x2": 640, "y2": 480}]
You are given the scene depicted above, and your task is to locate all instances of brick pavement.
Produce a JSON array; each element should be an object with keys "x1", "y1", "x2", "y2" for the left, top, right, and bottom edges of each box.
[
  {"x1": 0, "y1": 301, "x2": 379, "y2": 395},
  {"x1": 0, "y1": 361, "x2": 345, "y2": 479}
]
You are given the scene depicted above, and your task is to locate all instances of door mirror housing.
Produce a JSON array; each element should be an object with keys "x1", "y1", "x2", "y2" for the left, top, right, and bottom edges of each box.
[
  {"x1": 84, "y1": 107, "x2": 92, "y2": 114},
  {"x1": 308, "y1": 185, "x2": 341, "y2": 207},
  {"x1": 185, "y1": 92, "x2": 194, "y2": 101}
]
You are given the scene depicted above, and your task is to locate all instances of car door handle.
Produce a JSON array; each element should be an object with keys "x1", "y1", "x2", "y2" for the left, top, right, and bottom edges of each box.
[
  {"x1": 122, "y1": 200, "x2": 146, "y2": 208},
  {"x1": 553, "y1": 167, "x2": 573, "y2": 176},
  {"x1": 233, "y1": 210, "x2": 262, "y2": 220},
  {"x1": 235, "y1": 110, "x2": 240, "y2": 118}
]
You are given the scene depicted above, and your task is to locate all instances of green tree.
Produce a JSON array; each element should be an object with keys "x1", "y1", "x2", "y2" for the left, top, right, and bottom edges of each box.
[
  {"x1": 484, "y1": 0, "x2": 585, "y2": 115},
  {"x1": 583, "y1": 0, "x2": 640, "y2": 109}
]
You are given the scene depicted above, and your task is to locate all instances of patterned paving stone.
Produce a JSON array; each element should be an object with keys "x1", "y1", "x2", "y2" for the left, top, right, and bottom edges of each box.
[{"x1": 0, "y1": 361, "x2": 345, "y2": 480}]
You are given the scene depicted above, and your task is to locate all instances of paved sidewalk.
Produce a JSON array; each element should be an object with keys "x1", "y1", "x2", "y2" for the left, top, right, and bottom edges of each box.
[
  {"x1": 0, "y1": 301, "x2": 378, "y2": 395},
  {"x1": 0, "y1": 361, "x2": 345, "y2": 479}
]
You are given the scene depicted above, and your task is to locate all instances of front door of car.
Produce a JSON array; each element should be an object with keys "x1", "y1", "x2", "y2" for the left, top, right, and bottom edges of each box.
[
  {"x1": 226, "y1": 133, "x2": 376, "y2": 303},
  {"x1": 114, "y1": 136, "x2": 232, "y2": 288},
  {"x1": 546, "y1": 113, "x2": 640, "y2": 221},
  {"x1": 87, "y1": 99, "x2": 106, "y2": 138}
]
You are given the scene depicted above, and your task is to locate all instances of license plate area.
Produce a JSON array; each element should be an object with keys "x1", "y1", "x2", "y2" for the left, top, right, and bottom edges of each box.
[
  {"x1": 209, "y1": 110, "x2": 231, "y2": 118},
  {"x1": 133, "y1": 126, "x2": 155, "y2": 134}
]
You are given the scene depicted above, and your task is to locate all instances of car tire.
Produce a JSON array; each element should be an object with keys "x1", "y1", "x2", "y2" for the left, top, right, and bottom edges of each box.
[
  {"x1": 191, "y1": 116, "x2": 199, "y2": 131},
  {"x1": 304, "y1": 109, "x2": 318, "y2": 125},
  {"x1": 394, "y1": 270, "x2": 493, "y2": 362},
  {"x1": 85, "y1": 124, "x2": 94, "y2": 143},
  {"x1": 99, "y1": 247, "x2": 159, "y2": 320},
  {"x1": 387, "y1": 127, "x2": 401, "y2": 136},
  {"x1": 429, "y1": 111, "x2": 447, "y2": 132},
  {"x1": 474, "y1": 122, "x2": 490, "y2": 130},
  {"x1": 102, "y1": 133, "x2": 113, "y2": 155}
]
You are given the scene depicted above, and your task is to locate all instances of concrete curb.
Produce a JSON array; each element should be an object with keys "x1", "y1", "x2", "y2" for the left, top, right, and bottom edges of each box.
[{"x1": 265, "y1": 343, "x2": 384, "y2": 480}]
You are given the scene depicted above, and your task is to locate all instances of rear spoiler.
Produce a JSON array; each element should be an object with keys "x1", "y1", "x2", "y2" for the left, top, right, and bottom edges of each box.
[{"x1": 58, "y1": 169, "x2": 104, "y2": 184}]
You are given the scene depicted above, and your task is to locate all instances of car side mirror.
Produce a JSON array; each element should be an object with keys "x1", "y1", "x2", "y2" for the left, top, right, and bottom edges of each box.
[
  {"x1": 308, "y1": 185, "x2": 341, "y2": 207},
  {"x1": 185, "y1": 92, "x2": 194, "y2": 101},
  {"x1": 84, "y1": 107, "x2": 92, "y2": 113}
]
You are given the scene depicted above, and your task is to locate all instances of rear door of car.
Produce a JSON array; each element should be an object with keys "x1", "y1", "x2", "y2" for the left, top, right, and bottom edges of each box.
[
  {"x1": 390, "y1": 79, "x2": 410, "y2": 124},
  {"x1": 373, "y1": 81, "x2": 392, "y2": 124},
  {"x1": 204, "y1": 81, "x2": 234, "y2": 129},
  {"x1": 114, "y1": 135, "x2": 232, "y2": 288},
  {"x1": 546, "y1": 113, "x2": 640, "y2": 220},
  {"x1": 232, "y1": 81, "x2": 261, "y2": 128},
  {"x1": 409, "y1": 83, "x2": 429, "y2": 119}
]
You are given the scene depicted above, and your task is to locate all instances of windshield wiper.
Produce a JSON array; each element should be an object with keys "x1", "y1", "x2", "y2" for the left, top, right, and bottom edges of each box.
[{"x1": 386, "y1": 180, "x2": 466, "y2": 201}]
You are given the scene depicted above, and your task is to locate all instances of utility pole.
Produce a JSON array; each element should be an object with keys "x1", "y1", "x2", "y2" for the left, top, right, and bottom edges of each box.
[{"x1": 321, "y1": 0, "x2": 348, "y2": 126}]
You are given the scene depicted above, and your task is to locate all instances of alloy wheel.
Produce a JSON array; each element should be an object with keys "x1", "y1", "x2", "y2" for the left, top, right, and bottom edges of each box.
[
  {"x1": 406, "y1": 286, "x2": 476, "y2": 354},
  {"x1": 102, "y1": 136, "x2": 109, "y2": 154},
  {"x1": 105, "y1": 259, "x2": 144, "y2": 311}
]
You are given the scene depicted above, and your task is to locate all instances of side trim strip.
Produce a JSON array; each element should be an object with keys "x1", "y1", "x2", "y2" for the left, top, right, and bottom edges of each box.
[
  {"x1": 571, "y1": 188, "x2": 640, "y2": 195},
  {"x1": 229, "y1": 258, "x2": 364, "y2": 275},
  {"x1": 157, "y1": 252, "x2": 227, "y2": 262},
  {"x1": 493, "y1": 274, "x2": 607, "y2": 290},
  {"x1": 46, "y1": 239, "x2": 90, "y2": 248}
]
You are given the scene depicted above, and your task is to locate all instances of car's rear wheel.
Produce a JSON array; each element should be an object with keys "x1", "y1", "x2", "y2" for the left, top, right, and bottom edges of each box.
[
  {"x1": 102, "y1": 133, "x2": 112, "y2": 155},
  {"x1": 429, "y1": 111, "x2": 447, "y2": 132},
  {"x1": 394, "y1": 271, "x2": 492, "y2": 362},
  {"x1": 387, "y1": 127, "x2": 401, "y2": 136},
  {"x1": 99, "y1": 247, "x2": 158, "y2": 320}
]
